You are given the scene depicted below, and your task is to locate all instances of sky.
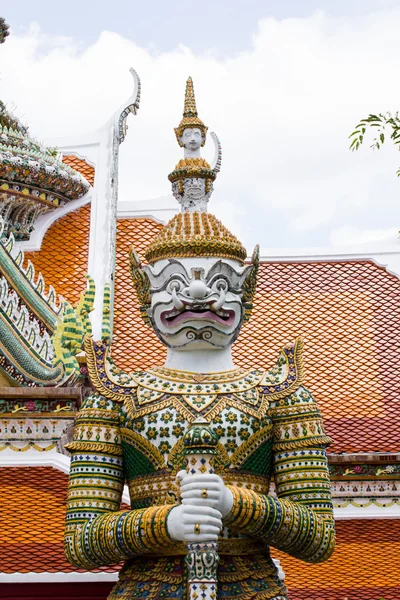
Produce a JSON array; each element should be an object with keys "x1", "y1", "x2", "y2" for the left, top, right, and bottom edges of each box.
[{"x1": 2, "y1": 1, "x2": 400, "y2": 250}]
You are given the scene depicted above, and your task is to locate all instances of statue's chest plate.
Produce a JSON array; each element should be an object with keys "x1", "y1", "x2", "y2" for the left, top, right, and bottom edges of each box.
[
  {"x1": 122, "y1": 394, "x2": 274, "y2": 508},
  {"x1": 124, "y1": 367, "x2": 268, "y2": 423},
  {"x1": 121, "y1": 387, "x2": 273, "y2": 479}
]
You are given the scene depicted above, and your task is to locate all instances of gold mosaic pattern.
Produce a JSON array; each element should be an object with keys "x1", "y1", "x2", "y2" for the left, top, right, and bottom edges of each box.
[{"x1": 144, "y1": 212, "x2": 248, "y2": 264}]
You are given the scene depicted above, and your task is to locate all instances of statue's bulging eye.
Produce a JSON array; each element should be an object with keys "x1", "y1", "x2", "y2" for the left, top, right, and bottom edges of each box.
[
  {"x1": 167, "y1": 280, "x2": 183, "y2": 293},
  {"x1": 213, "y1": 279, "x2": 228, "y2": 293}
]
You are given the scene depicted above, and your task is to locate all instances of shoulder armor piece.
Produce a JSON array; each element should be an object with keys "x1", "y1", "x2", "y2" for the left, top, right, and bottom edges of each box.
[
  {"x1": 260, "y1": 337, "x2": 304, "y2": 399},
  {"x1": 84, "y1": 336, "x2": 139, "y2": 402}
]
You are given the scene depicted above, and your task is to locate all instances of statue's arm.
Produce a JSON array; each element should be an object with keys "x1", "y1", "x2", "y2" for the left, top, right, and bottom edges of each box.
[
  {"x1": 224, "y1": 385, "x2": 336, "y2": 563},
  {"x1": 64, "y1": 393, "x2": 175, "y2": 568}
]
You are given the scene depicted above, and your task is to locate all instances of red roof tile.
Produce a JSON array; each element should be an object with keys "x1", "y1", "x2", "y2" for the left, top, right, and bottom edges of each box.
[{"x1": 113, "y1": 218, "x2": 166, "y2": 369}]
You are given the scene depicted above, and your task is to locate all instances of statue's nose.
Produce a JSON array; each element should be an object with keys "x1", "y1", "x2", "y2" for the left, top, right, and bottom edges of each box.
[{"x1": 188, "y1": 279, "x2": 210, "y2": 299}]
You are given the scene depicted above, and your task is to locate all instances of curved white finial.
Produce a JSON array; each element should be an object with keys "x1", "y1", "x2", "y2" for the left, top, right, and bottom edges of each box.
[
  {"x1": 116, "y1": 68, "x2": 141, "y2": 144},
  {"x1": 210, "y1": 132, "x2": 222, "y2": 174}
]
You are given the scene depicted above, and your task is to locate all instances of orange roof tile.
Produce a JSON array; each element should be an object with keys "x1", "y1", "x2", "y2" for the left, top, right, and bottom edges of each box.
[
  {"x1": 24, "y1": 204, "x2": 91, "y2": 306},
  {"x1": 0, "y1": 466, "x2": 119, "y2": 574},
  {"x1": 275, "y1": 519, "x2": 400, "y2": 599},
  {"x1": 21, "y1": 154, "x2": 93, "y2": 307},
  {"x1": 62, "y1": 155, "x2": 95, "y2": 186},
  {"x1": 112, "y1": 219, "x2": 400, "y2": 454},
  {"x1": 113, "y1": 218, "x2": 166, "y2": 370},
  {"x1": 238, "y1": 260, "x2": 400, "y2": 454}
]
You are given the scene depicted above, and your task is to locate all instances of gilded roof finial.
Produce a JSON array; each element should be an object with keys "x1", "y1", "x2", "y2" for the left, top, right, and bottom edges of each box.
[{"x1": 174, "y1": 77, "x2": 208, "y2": 146}]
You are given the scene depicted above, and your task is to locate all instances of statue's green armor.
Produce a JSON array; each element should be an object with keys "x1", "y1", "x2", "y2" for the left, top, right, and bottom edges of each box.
[{"x1": 65, "y1": 338, "x2": 335, "y2": 600}]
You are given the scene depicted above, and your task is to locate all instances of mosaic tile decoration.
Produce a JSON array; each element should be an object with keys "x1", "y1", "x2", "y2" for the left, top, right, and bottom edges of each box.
[{"x1": 112, "y1": 218, "x2": 400, "y2": 455}]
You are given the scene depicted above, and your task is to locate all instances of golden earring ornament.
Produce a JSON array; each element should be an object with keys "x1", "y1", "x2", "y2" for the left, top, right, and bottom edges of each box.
[
  {"x1": 242, "y1": 244, "x2": 260, "y2": 323},
  {"x1": 129, "y1": 248, "x2": 151, "y2": 326}
]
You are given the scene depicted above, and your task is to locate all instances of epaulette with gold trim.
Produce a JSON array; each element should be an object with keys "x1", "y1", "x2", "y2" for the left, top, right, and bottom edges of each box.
[
  {"x1": 260, "y1": 337, "x2": 304, "y2": 400},
  {"x1": 84, "y1": 336, "x2": 138, "y2": 402}
]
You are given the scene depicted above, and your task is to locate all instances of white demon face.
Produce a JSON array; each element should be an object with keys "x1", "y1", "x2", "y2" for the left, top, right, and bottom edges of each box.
[
  {"x1": 182, "y1": 178, "x2": 206, "y2": 200},
  {"x1": 145, "y1": 257, "x2": 252, "y2": 350}
]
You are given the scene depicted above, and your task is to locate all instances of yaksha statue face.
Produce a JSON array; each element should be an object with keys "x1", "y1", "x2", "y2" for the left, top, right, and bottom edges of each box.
[{"x1": 145, "y1": 257, "x2": 252, "y2": 349}]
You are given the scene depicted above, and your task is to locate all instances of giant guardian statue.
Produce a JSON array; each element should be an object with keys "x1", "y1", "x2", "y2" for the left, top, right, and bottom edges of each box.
[{"x1": 64, "y1": 78, "x2": 335, "y2": 600}]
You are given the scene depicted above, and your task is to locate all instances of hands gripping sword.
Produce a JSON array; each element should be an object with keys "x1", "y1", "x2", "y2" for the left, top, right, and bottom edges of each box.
[{"x1": 183, "y1": 418, "x2": 220, "y2": 600}]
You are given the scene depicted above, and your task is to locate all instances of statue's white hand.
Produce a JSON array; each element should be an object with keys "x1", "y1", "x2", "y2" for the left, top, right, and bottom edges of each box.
[
  {"x1": 178, "y1": 470, "x2": 234, "y2": 519},
  {"x1": 167, "y1": 504, "x2": 222, "y2": 542}
]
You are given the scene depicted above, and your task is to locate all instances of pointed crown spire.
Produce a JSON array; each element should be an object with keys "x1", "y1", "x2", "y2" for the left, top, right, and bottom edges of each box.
[
  {"x1": 183, "y1": 77, "x2": 198, "y2": 118},
  {"x1": 174, "y1": 77, "x2": 208, "y2": 146}
]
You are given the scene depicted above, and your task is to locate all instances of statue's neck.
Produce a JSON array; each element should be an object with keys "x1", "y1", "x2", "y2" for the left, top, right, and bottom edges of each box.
[
  {"x1": 184, "y1": 148, "x2": 201, "y2": 159},
  {"x1": 164, "y1": 347, "x2": 235, "y2": 373}
]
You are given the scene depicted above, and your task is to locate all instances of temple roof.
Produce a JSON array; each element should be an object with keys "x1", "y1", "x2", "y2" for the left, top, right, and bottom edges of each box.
[
  {"x1": 0, "y1": 155, "x2": 94, "y2": 386},
  {"x1": 0, "y1": 221, "x2": 67, "y2": 385},
  {"x1": 0, "y1": 23, "x2": 90, "y2": 241},
  {"x1": 23, "y1": 154, "x2": 93, "y2": 307},
  {"x1": 0, "y1": 118, "x2": 90, "y2": 240}
]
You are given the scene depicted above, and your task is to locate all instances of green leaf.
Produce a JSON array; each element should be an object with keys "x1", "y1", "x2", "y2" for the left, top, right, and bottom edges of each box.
[{"x1": 380, "y1": 133, "x2": 385, "y2": 143}]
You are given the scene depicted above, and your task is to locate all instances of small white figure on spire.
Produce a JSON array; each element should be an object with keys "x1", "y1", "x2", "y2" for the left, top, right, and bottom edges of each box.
[{"x1": 169, "y1": 77, "x2": 221, "y2": 213}]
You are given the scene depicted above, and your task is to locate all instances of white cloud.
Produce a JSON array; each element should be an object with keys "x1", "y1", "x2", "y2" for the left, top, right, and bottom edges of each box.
[
  {"x1": 329, "y1": 225, "x2": 399, "y2": 246},
  {"x1": 2, "y1": 9, "x2": 400, "y2": 250}
]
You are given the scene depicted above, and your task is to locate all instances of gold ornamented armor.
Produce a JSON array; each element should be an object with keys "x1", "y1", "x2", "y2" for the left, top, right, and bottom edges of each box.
[{"x1": 65, "y1": 338, "x2": 335, "y2": 600}]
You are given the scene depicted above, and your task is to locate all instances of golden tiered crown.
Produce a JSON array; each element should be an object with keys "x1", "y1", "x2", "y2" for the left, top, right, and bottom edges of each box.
[
  {"x1": 174, "y1": 77, "x2": 208, "y2": 146},
  {"x1": 144, "y1": 212, "x2": 247, "y2": 265}
]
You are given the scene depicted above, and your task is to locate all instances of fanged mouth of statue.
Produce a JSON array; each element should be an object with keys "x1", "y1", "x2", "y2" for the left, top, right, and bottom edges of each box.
[{"x1": 160, "y1": 302, "x2": 235, "y2": 327}]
